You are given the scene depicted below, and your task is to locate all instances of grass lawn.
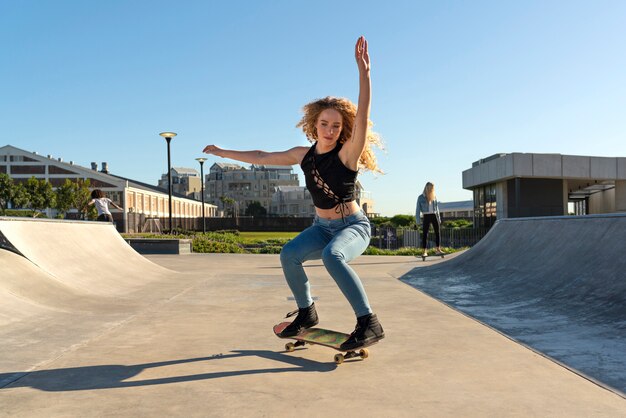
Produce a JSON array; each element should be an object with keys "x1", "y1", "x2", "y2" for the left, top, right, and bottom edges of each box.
[{"x1": 238, "y1": 231, "x2": 299, "y2": 243}]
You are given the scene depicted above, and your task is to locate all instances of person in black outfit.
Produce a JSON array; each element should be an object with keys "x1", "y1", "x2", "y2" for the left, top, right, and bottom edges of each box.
[{"x1": 203, "y1": 36, "x2": 385, "y2": 350}]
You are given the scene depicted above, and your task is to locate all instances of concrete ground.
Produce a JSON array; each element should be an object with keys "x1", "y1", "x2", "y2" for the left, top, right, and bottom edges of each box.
[{"x1": 1, "y1": 253, "x2": 625, "y2": 417}]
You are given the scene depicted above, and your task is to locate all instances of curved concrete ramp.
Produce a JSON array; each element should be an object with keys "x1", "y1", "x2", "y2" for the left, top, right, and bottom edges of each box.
[
  {"x1": 0, "y1": 250, "x2": 125, "y2": 326},
  {"x1": 402, "y1": 214, "x2": 626, "y2": 394},
  {"x1": 0, "y1": 217, "x2": 171, "y2": 295}
]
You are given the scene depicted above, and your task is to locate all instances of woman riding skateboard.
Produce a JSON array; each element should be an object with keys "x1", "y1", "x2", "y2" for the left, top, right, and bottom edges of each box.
[{"x1": 203, "y1": 36, "x2": 385, "y2": 350}]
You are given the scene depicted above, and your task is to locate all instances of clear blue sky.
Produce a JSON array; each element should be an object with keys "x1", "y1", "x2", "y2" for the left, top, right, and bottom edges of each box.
[{"x1": 2, "y1": 1, "x2": 625, "y2": 216}]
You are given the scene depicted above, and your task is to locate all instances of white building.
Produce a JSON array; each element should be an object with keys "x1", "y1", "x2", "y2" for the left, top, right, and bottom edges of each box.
[{"x1": 1, "y1": 145, "x2": 216, "y2": 232}]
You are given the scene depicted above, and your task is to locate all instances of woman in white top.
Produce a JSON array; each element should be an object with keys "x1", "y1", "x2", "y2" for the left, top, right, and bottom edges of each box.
[
  {"x1": 88, "y1": 189, "x2": 122, "y2": 222},
  {"x1": 415, "y1": 182, "x2": 442, "y2": 257}
]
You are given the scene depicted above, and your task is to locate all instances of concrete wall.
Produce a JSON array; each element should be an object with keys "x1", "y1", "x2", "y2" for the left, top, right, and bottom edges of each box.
[
  {"x1": 464, "y1": 153, "x2": 626, "y2": 189},
  {"x1": 616, "y1": 180, "x2": 626, "y2": 212},
  {"x1": 588, "y1": 188, "x2": 616, "y2": 214}
]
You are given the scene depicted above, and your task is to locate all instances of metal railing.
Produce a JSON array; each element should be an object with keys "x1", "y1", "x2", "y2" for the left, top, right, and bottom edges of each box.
[{"x1": 370, "y1": 226, "x2": 490, "y2": 250}]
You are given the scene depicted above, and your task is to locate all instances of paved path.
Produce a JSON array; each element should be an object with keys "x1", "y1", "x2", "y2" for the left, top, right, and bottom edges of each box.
[
  {"x1": 0, "y1": 252, "x2": 624, "y2": 416},
  {"x1": 1, "y1": 217, "x2": 625, "y2": 416}
]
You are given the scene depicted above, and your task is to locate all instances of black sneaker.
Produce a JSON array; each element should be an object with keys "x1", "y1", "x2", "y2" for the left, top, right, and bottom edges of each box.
[
  {"x1": 339, "y1": 313, "x2": 385, "y2": 351},
  {"x1": 278, "y1": 303, "x2": 319, "y2": 337}
]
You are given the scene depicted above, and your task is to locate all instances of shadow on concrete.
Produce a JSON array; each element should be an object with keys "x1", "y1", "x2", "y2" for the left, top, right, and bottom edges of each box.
[{"x1": 1, "y1": 349, "x2": 337, "y2": 392}]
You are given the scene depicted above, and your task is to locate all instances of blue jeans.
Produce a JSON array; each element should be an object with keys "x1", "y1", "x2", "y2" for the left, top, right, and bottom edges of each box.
[{"x1": 280, "y1": 210, "x2": 372, "y2": 317}]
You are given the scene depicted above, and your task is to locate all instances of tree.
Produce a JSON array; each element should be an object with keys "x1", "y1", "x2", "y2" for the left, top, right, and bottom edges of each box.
[
  {"x1": 73, "y1": 179, "x2": 96, "y2": 220},
  {"x1": 23, "y1": 177, "x2": 55, "y2": 217},
  {"x1": 220, "y1": 196, "x2": 237, "y2": 218},
  {"x1": 12, "y1": 182, "x2": 29, "y2": 210},
  {"x1": 245, "y1": 201, "x2": 267, "y2": 217},
  {"x1": 0, "y1": 173, "x2": 15, "y2": 214},
  {"x1": 54, "y1": 179, "x2": 75, "y2": 218},
  {"x1": 390, "y1": 214, "x2": 414, "y2": 228}
]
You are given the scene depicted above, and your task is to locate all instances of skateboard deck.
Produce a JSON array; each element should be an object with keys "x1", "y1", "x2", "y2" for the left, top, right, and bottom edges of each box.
[
  {"x1": 273, "y1": 321, "x2": 370, "y2": 364},
  {"x1": 420, "y1": 253, "x2": 445, "y2": 261}
]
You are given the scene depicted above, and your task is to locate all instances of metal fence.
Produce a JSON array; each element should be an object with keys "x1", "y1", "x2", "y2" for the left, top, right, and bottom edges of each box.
[{"x1": 370, "y1": 226, "x2": 490, "y2": 250}]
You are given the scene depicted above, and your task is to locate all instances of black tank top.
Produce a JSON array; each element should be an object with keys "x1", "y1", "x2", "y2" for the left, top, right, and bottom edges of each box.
[{"x1": 300, "y1": 142, "x2": 358, "y2": 210}]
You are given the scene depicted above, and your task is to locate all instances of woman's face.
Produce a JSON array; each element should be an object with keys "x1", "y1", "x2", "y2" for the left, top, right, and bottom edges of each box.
[{"x1": 315, "y1": 108, "x2": 343, "y2": 147}]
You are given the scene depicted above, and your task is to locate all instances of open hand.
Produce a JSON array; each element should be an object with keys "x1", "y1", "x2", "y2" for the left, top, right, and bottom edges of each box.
[
  {"x1": 203, "y1": 144, "x2": 223, "y2": 156},
  {"x1": 355, "y1": 36, "x2": 370, "y2": 74}
]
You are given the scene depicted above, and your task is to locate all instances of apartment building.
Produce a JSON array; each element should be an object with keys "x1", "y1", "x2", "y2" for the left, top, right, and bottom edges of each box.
[
  {"x1": 157, "y1": 167, "x2": 202, "y2": 199},
  {"x1": 270, "y1": 181, "x2": 377, "y2": 217},
  {"x1": 206, "y1": 163, "x2": 299, "y2": 215}
]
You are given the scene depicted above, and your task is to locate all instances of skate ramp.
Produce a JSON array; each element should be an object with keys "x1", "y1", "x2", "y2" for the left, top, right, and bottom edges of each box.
[
  {"x1": 0, "y1": 250, "x2": 125, "y2": 326},
  {"x1": 0, "y1": 217, "x2": 170, "y2": 296},
  {"x1": 401, "y1": 214, "x2": 626, "y2": 394}
]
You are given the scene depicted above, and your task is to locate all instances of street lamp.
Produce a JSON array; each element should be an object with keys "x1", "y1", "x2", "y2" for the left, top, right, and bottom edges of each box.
[
  {"x1": 195, "y1": 157, "x2": 207, "y2": 233},
  {"x1": 159, "y1": 132, "x2": 177, "y2": 233}
]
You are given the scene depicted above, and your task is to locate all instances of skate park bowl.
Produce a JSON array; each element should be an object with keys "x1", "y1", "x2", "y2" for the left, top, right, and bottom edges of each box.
[
  {"x1": 401, "y1": 213, "x2": 626, "y2": 395},
  {"x1": 1, "y1": 216, "x2": 625, "y2": 415}
]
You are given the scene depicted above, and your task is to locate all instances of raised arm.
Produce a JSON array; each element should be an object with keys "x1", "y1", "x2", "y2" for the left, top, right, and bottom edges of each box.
[
  {"x1": 340, "y1": 36, "x2": 371, "y2": 169},
  {"x1": 203, "y1": 145, "x2": 309, "y2": 166}
]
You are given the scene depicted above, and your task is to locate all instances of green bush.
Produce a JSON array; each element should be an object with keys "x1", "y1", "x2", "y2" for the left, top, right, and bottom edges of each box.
[
  {"x1": 192, "y1": 236, "x2": 244, "y2": 253},
  {"x1": 215, "y1": 229, "x2": 240, "y2": 235},
  {"x1": 442, "y1": 219, "x2": 473, "y2": 228},
  {"x1": 249, "y1": 245, "x2": 283, "y2": 254}
]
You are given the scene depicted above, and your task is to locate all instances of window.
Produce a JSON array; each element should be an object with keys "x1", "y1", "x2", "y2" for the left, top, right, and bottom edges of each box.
[
  {"x1": 473, "y1": 184, "x2": 497, "y2": 228},
  {"x1": 10, "y1": 165, "x2": 45, "y2": 174},
  {"x1": 49, "y1": 166, "x2": 78, "y2": 175}
]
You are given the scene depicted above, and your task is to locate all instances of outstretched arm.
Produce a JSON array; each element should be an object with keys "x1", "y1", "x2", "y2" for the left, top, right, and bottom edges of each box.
[
  {"x1": 340, "y1": 36, "x2": 371, "y2": 170},
  {"x1": 203, "y1": 145, "x2": 309, "y2": 166}
]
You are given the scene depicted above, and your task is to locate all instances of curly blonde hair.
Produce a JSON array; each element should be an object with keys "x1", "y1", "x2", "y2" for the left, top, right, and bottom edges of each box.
[{"x1": 296, "y1": 96, "x2": 384, "y2": 173}]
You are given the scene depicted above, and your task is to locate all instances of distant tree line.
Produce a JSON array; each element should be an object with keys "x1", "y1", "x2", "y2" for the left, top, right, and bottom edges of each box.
[{"x1": 0, "y1": 173, "x2": 96, "y2": 219}]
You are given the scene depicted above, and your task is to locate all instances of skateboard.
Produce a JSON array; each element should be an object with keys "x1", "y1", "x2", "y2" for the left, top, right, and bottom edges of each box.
[
  {"x1": 420, "y1": 253, "x2": 445, "y2": 261},
  {"x1": 273, "y1": 322, "x2": 370, "y2": 364}
]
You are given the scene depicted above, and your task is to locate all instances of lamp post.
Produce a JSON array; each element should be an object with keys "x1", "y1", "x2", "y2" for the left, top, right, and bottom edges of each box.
[
  {"x1": 159, "y1": 132, "x2": 177, "y2": 233},
  {"x1": 195, "y1": 157, "x2": 207, "y2": 233}
]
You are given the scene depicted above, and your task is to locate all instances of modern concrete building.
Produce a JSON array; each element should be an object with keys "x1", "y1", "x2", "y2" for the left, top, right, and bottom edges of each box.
[
  {"x1": 463, "y1": 153, "x2": 626, "y2": 227},
  {"x1": 0, "y1": 145, "x2": 217, "y2": 232}
]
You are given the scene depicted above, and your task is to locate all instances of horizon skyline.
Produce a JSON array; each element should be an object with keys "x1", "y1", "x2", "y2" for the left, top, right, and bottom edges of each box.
[{"x1": 3, "y1": 1, "x2": 625, "y2": 216}]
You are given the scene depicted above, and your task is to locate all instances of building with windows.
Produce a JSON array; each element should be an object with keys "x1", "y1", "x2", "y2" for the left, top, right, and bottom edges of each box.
[
  {"x1": 463, "y1": 153, "x2": 626, "y2": 227},
  {"x1": 270, "y1": 186, "x2": 315, "y2": 217},
  {"x1": 0, "y1": 145, "x2": 216, "y2": 232},
  {"x1": 157, "y1": 167, "x2": 202, "y2": 199},
  {"x1": 206, "y1": 163, "x2": 300, "y2": 215},
  {"x1": 438, "y1": 200, "x2": 473, "y2": 221},
  {"x1": 355, "y1": 181, "x2": 377, "y2": 217},
  {"x1": 269, "y1": 181, "x2": 377, "y2": 217}
]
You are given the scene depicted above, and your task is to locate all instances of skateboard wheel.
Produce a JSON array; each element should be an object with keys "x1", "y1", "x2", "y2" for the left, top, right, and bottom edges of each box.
[
  {"x1": 285, "y1": 342, "x2": 295, "y2": 352},
  {"x1": 334, "y1": 354, "x2": 344, "y2": 364},
  {"x1": 359, "y1": 348, "x2": 369, "y2": 359}
]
